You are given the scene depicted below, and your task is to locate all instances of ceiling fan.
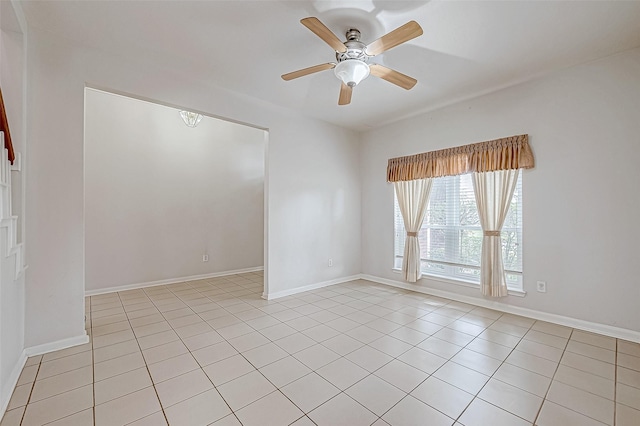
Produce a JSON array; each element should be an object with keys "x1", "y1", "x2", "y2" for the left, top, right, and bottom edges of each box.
[{"x1": 282, "y1": 17, "x2": 423, "y2": 105}]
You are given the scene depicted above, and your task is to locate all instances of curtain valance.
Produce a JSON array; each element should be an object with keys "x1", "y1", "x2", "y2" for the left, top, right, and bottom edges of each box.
[{"x1": 387, "y1": 134, "x2": 534, "y2": 182}]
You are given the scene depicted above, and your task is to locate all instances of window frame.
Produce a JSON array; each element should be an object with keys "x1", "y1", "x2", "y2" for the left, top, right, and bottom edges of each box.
[{"x1": 393, "y1": 172, "x2": 525, "y2": 295}]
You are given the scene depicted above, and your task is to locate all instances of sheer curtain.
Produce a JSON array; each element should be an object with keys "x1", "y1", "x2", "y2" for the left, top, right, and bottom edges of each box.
[
  {"x1": 394, "y1": 179, "x2": 433, "y2": 282},
  {"x1": 472, "y1": 169, "x2": 520, "y2": 297}
]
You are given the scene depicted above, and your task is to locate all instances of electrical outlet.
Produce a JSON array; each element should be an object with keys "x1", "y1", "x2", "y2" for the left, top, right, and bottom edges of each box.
[
  {"x1": 202, "y1": 254, "x2": 209, "y2": 262},
  {"x1": 536, "y1": 281, "x2": 547, "y2": 293},
  {"x1": 328, "y1": 258, "x2": 333, "y2": 267}
]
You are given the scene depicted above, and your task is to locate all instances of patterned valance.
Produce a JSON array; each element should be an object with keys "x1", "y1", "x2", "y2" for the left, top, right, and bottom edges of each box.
[{"x1": 387, "y1": 134, "x2": 534, "y2": 182}]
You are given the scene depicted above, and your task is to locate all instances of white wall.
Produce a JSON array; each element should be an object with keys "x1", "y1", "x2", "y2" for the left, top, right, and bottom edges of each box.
[
  {"x1": 0, "y1": 0, "x2": 26, "y2": 416},
  {"x1": 361, "y1": 48, "x2": 640, "y2": 333},
  {"x1": 24, "y1": 30, "x2": 361, "y2": 348},
  {"x1": 84, "y1": 89, "x2": 265, "y2": 292}
]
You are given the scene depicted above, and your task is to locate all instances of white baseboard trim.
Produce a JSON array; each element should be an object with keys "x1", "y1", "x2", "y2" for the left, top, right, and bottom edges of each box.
[
  {"x1": 0, "y1": 349, "x2": 27, "y2": 420},
  {"x1": 85, "y1": 266, "x2": 265, "y2": 296},
  {"x1": 361, "y1": 274, "x2": 640, "y2": 343},
  {"x1": 263, "y1": 275, "x2": 362, "y2": 300},
  {"x1": 24, "y1": 333, "x2": 90, "y2": 357}
]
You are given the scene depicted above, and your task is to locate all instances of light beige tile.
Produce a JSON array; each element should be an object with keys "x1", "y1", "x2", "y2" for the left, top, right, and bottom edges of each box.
[
  {"x1": 616, "y1": 403, "x2": 640, "y2": 426},
  {"x1": 92, "y1": 329, "x2": 135, "y2": 349},
  {"x1": 45, "y1": 408, "x2": 94, "y2": 425},
  {"x1": 142, "y1": 340, "x2": 189, "y2": 365},
  {"x1": 411, "y1": 376, "x2": 473, "y2": 419},
  {"x1": 571, "y1": 330, "x2": 616, "y2": 350},
  {"x1": 433, "y1": 361, "x2": 490, "y2": 394},
  {"x1": 554, "y1": 364, "x2": 615, "y2": 399},
  {"x1": 432, "y1": 328, "x2": 475, "y2": 346},
  {"x1": 617, "y1": 382, "x2": 640, "y2": 410},
  {"x1": 236, "y1": 391, "x2": 304, "y2": 426},
  {"x1": 493, "y1": 362, "x2": 551, "y2": 397},
  {"x1": 417, "y1": 336, "x2": 463, "y2": 359},
  {"x1": 458, "y1": 398, "x2": 530, "y2": 426},
  {"x1": 617, "y1": 366, "x2": 640, "y2": 389},
  {"x1": 217, "y1": 370, "x2": 276, "y2": 411},
  {"x1": 618, "y1": 353, "x2": 640, "y2": 372},
  {"x1": 181, "y1": 330, "x2": 224, "y2": 351},
  {"x1": 397, "y1": 347, "x2": 447, "y2": 374},
  {"x1": 477, "y1": 329, "x2": 522, "y2": 348},
  {"x1": 30, "y1": 366, "x2": 92, "y2": 403},
  {"x1": 293, "y1": 344, "x2": 341, "y2": 370},
  {"x1": 94, "y1": 351, "x2": 145, "y2": 381},
  {"x1": 94, "y1": 367, "x2": 152, "y2": 405},
  {"x1": 136, "y1": 329, "x2": 179, "y2": 350},
  {"x1": 317, "y1": 358, "x2": 369, "y2": 391},
  {"x1": 91, "y1": 320, "x2": 132, "y2": 337},
  {"x1": 132, "y1": 320, "x2": 172, "y2": 338},
  {"x1": 531, "y1": 321, "x2": 572, "y2": 338},
  {"x1": 25, "y1": 355, "x2": 43, "y2": 367},
  {"x1": 0, "y1": 406, "x2": 25, "y2": 426},
  {"x1": 147, "y1": 353, "x2": 200, "y2": 383},
  {"x1": 561, "y1": 351, "x2": 615, "y2": 379},
  {"x1": 345, "y1": 374, "x2": 406, "y2": 416},
  {"x1": 93, "y1": 339, "x2": 140, "y2": 363},
  {"x1": 164, "y1": 388, "x2": 231, "y2": 425},
  {"x1": 506, "y1": 350, "x2": 558, "y2": 377},
  {"x1": 22, "y1": 384, "x2": 93, "y2": 426},
  {"x1": 242, "y1": 342, "x2": 288, "y2": 368},
  {"x1": 451, "y1": 348, "x2": 502, "y2": 376},
  {"x1": 227, "y1": 331, "x2": 270, "y2": 352},
  {"x1": 203, "y1": 354, "x2": 256, "y2": 386},
  {"x1": 95, "y1": 387, "x2": 161, "y2": 426},
  {"x1": 174, "y1": 321, "x2": 214, "y2": 339},
  {"x1": 7, "y1": 383, "x2": 32, "y2": 410},
  {"x1": 308, "y1": 393, "x2": 377, "y2": 426},
  {"x1": 546, "y1": 381, "x2": 614, "y2": 425},
  {"x1": 274, "y1": 332, "x2": 316, "y2": 354},
  {"x1": 259, "y1": 323, "x2": 297, "y2": 341},
  {"x1": 128, "y1": 411, "x2": 168, "y2": 426},
  {"x1": 382, "y1": 395, "x2": 454, "y2": 426},
  {"x1": 259, "y1": 356, "x2": 312, "y2": 388},
  {"x1": 515, "y1": 339, "x2": 563, "y2": 362},
  {"x1": 374, "y1": 359, "x2": 428, "y2": 393},
  {"x1": 618, "y1": 340, "x2": 640, "y2": 357},
  {"x1": 478, "y1": 378, "x2": 543, "y2": 422},
  {"x1": 155, "y1": 369, "x2": 214, "y2": 408},
  {"x1": 37, "y1": 351, "x2": 92, "y2": 380},
  {"x1": 192, "y1": 341, "x2": 238, "y2": 367},
  {"x1": 537, "y1": 400, "x2": 607, "y2": 426},
  {"x1": 566, "y1": 340, "x2": 615, "y2": 363}
]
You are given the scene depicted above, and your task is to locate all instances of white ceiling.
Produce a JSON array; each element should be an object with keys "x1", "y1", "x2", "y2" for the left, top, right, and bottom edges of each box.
[{"x1": 18, "y1": 0, "x2": 640, "y2": 131}]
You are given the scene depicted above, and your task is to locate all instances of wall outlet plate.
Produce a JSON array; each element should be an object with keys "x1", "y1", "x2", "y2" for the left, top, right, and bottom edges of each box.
[
  {"x1": 328, "y1": 258, "x2": 333, "y2": 267},
  {"x1": 202, "y1": 254, "x2": 209, "y2": 262},
  {"x1": 536, "y1": 281, "x2": 547, "y2": 293}
]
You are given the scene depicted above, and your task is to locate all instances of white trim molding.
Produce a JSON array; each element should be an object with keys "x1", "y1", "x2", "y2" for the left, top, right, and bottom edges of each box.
[
  {"x1": 85, "y1": 266, "x2": 264, "y2": 296},
  {"x1": 263, "y1": 275, "x2": 362, "y2": 300},
  {"x1": 0, "y1": 350, "x2": 27, "y2": 420},
  {"x1": 24, "y1": 333, "x2": 90, "y2": 357},
  {"x1": 361, "y1": 274, "x2": 640, "y2": 343}
]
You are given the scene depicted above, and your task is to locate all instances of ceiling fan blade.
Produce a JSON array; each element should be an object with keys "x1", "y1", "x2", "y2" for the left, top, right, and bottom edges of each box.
[
  {"x1": 365, "y1": 21, "x2": 423, "y2": 56},
  {"x1": 281, "y1": 63, "x2": 336, "y2": 81},
  {"x1": 301, "y1": 17, "x2": 347, "y2": 53},
  {"x1": 369, "y1": 64, "x2": 417, "y2": 90},
  {"x1": 338, "y1": 83, "x2": 352, "y2": 105}
]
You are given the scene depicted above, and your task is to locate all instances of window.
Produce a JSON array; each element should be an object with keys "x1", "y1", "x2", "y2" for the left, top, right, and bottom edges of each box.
[{"x1": 394, "y1": 173, "x2": 523, "y2": 291}]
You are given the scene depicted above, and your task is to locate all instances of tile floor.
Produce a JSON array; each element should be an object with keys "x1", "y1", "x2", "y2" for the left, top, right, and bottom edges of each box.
[{"x1": 2, "y1": 271, "x2": 639, "y2": 425}]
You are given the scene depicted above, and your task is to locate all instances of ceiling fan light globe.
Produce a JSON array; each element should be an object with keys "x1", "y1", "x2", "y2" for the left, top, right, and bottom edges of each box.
[{"x1": 334, "y1": 60, "x2": 370, "y2": 87}]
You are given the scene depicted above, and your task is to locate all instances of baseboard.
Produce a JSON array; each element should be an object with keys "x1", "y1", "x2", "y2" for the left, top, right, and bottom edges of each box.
[
  {"x1": 0, "y1": 349, "x2": 27, "y2": 420},
  {"x1": 361, "y1": 274, "x2": 640, "y2": 343},
  {"x1": 24, "y1": 333, "x2": 90, "y2": 357},
  {"x1": 263, "y1": 275, "x2": 362, "y2": 300},
  {"x1": 85, "y1": 266, "x2": 265, "y2": 296}
]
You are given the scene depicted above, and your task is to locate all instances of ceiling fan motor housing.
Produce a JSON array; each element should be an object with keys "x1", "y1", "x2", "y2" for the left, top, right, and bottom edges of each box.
[{"x1": 335, "y1": 29, "x2": 369, "y2": 63}]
